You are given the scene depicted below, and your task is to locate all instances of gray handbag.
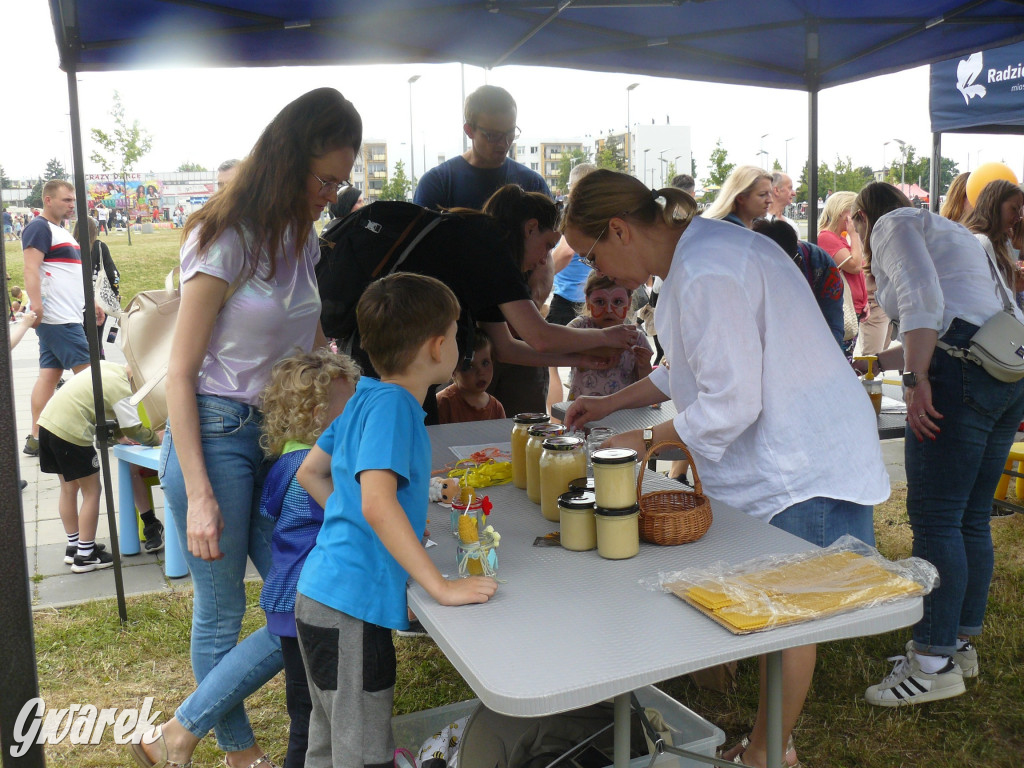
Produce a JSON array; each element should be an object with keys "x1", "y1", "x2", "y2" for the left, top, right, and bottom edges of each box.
[{"x1": 937, "y1": 239, "x2": 1024, "y2": 383}]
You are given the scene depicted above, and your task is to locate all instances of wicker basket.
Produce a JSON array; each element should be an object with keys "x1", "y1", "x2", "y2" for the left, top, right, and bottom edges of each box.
[{"x1": 637, "y1": 440, "x2": 712, "y2": 545}]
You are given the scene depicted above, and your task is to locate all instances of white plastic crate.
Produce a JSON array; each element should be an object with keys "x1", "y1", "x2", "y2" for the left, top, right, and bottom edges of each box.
[{"x1": 391, "y1": 685, "x2": 722, "y2": 768}]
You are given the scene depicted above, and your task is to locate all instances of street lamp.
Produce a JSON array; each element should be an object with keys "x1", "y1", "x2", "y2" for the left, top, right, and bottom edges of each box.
[
  {"x1": 783, "y1": 136, "x2": 796, "y2": 175},
  {"x1": 892, "y1": 138, "x2": 907, "y2": 187},
  {"x1": 643, "y1": 148, "x2": 650, "y2": 187},
  {"x1": 759, "y1": 133, "x2": 770, "y2": 169},
  {"x1": 658, "y1": 148, "x2": 670, "y2": 187},
  {"x1": 626, "y1": 83, "x2": 639, "y2": 174},
  {"x1": 408, "y1": 75, "x2": 420, "y2": 183}
]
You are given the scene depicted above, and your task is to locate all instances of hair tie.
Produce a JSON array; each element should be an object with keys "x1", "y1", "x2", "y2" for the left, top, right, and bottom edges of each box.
[{"x1": 652, "y1": 189, "x2": 659, "y2": 201}]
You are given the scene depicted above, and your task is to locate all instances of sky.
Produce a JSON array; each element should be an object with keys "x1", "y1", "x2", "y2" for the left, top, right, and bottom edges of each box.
[{"x1": 2, "y1": 3, "x2": 1022, "y2": 190}]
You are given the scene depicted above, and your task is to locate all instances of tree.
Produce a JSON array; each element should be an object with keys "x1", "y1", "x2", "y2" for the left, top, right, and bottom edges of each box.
[
  {"x1": 913, "y1": 156, "x2": 960, "y2": 194},
  {"x1": 771, "y1": 158, "x2": 782, "y2": 172},
  {"x1": 595, "y1": 132, "x2": 626, "y2": 172},
  {"x1": 0, "y1": 164, "x2": 9, "y2": 189},
  {"x1": 664, "y1": 161, "x2": 677, "y2": 185},
  {"x1": 378, "y1": 160, "x2": 413, "y2": 201},
  {"x1": 26, "y1": 178, "x2": 44, "y2": 209},
  {"x1": 44, "y1": 158, "x2": 68, "y2": 181},
  {"x1": 556, "y1": 148, "x2": 590, "y2": 192},
  {"x1": 691, "y1": 156, "x2": 697, "y2": 177},
  {"x1": 705, "y1": 139, "x2": 734, "y2": 187},
  {"x1": 91, "y1": 91, "x2": 153, "y2": 244},
  {"x1": 176, "y1": 161, "x2": 207, "y2": 172}
]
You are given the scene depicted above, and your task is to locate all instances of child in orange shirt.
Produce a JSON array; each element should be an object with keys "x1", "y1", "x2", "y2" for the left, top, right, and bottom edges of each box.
[{"x1": 436, "y1": 330, "x2": 506, "y2": 423}]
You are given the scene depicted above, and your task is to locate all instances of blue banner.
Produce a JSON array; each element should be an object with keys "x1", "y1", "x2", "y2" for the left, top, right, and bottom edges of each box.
[{"x1": 930, "y1": 40, "x2": 1024, "y2": 135}]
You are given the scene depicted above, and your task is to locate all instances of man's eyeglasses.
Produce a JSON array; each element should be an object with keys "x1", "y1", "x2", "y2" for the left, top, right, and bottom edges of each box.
[
  {"x1": 311, "y1": 171, "x2": 352, "y2": 197},
  {"x1": 472, "y1": 125, "x2": 521, "y2": 145}
]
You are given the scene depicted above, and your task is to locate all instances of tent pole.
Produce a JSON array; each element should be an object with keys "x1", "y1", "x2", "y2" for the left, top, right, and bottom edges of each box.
[
  {"x1": 0, "y1": 189, "x2": 47, "y2": 768},
  {"x1": 806, "y1": 25, "x2": 819, "y2": 243},
  {"x1": 930, "y1": 133, "x2": 941, "y2": 213},
  {"x1": 67, "y1": 68, "x2": 129, "y2": 624}
]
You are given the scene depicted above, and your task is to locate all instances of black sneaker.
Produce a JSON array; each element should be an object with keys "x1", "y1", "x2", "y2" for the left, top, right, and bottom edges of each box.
[
  {"x1": 143, "y1": 520, "x2": 165, "y2": 554},
  {"x1": 64, "y1": 541, "x2": 106, "y2": 565},
  {"x1": 23, "y1": 435, "x2": 39, "y2": 457},
  {"x1": 397, "y1": 620, "x2": 429, "y2": 638},
  {"x1": 71, "y1": 548, "x2": 115, "y2": 573}
]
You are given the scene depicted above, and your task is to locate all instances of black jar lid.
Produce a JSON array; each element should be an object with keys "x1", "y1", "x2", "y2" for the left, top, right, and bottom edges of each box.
[
  {"x1": 569, "y1": 476, "x2": 595, "y2": 492},
  {"x1": 542, "y1": 435, "x2": 584, "y2": 451},
  {"x1": 529, "y1": 424, "x2": 566, "y2": 438},
  {"x1": 592, "y1": 448, "x2": 638, "y2": 465},
  {"x1": 514, "y1": 412, "x2": 550, "y2": 424},
  {"x1": 595, "y1": 503, "x2": 640, "y2": 516},
  {"x1": 558, "y1": 489, "x2": 597, "y2": 509}
]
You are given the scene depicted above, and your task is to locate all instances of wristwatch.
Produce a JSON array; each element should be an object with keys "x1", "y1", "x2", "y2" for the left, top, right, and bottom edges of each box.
[
  {"x1": 902, "y1": 371, "x2": 925, "y2": 388},
  {"x1": 643, "y1": 428, "x2": 654, "y2": 451}
]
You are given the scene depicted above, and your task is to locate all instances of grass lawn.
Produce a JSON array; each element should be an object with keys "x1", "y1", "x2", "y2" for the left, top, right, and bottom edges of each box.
[{"x1": 31, "y1": 485, "x2": 1024, "y2": 767}]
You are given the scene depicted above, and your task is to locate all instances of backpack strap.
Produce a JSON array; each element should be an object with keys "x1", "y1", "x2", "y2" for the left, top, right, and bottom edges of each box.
[{"x1": 380, "y1": 211, "x2": 447, "y2": 277}]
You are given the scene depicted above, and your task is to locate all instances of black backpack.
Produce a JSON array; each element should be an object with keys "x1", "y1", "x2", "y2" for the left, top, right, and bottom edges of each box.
[
  {"x1": 316, "y1": 200, "x2": 475, "y2": 374},
  {"x1": 317, "y1": 200, "x2": 449, "y2": 341}
]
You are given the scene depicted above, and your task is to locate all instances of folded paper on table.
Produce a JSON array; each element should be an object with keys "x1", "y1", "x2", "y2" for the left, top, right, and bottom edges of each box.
[
  {"x1": 449, "y1": 442, "x2": 512, "y2": 461},
  {"x1": 657, "y1": 535, "x2": 936, "y2": 634},
  {"x1": 880, "y1": 395, "x2": 907, "y2": 414}
]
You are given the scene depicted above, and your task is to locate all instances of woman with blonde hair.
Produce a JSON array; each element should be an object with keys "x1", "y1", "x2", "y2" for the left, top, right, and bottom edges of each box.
[
  {"x1": 562, "y1": 170, "x2": 888, "y2": 768},
  {"x1": 939, "y1": 172, "x2": 973, "y2": 223},
  {"x1": 131, "y1": 87, "x2": 362, "y2": 768},
  {"x1": 705, "y1": 165, "x2": 772, "y2": 228},
  {"x1": 817, "y1": 191, "x2": 881, "y2": 354},
  {"x1": 853, "y1": 180, "x2": 1024, "y2": 707}
]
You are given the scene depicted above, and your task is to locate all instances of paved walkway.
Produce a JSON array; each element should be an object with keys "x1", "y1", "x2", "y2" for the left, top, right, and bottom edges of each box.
[{"x1": 13, "y1": 320, "x2": 905, "y2": 610}]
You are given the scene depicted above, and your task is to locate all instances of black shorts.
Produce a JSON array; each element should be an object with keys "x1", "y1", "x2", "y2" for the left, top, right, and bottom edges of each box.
[{"x1": 38, "y1": 427, "x2": 99, "y2": 481}]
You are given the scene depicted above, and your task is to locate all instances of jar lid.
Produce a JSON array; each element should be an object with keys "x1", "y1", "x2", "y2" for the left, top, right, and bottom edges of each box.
[
  {"x1": 592, "y1": 448, "x2": 638, "y2": 465},
  {"x1": 558, "y1": 490, "x2": 597, "y2": 509},
  {"x1": 569, "y1": 476, "x2": 595, "y2": 492},
  {"x1": 529, "y1": 424, "x2": 566, "y2": 438},
  {"x1": 542, "y1": 435, "x2": 584, "y2": 451},
  {"x1": 514, "y1": 412, "x2": 550, "y2": 424},
  {"x1": 595, "y1": 503, "x2": 640, "y2": 516}
]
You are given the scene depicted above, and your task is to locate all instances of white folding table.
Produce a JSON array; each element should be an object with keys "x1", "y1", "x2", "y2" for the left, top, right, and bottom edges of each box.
[{"x1": 410, "y1": 420, "x2": 921, "y2": 768}]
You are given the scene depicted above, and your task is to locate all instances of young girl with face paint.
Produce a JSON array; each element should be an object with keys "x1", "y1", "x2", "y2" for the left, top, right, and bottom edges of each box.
[{"x1": 566, "y1": 272, "x2": 654, "y2": 399}]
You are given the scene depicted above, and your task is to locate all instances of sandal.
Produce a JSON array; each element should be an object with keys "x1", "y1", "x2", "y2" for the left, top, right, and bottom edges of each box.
[
  {"x1": 224, "y1": 756, "x2": 279, "y2": 768},
  {"x1": 128, "y1": 726, "x2": 193, "y2": 768},
  {"x1": 720, "y1": 733, "x2": 801, "y2": 768}
]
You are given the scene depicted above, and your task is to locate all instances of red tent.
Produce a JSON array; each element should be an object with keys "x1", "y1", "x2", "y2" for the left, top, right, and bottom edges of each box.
[{"x1": 895, "y1": 183, "x2": 931, "y2": 203}]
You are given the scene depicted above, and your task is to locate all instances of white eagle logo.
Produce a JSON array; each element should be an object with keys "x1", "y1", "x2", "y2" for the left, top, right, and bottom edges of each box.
[{"x1": 956, "y1": 52, "x2": 987, "y2": 105}]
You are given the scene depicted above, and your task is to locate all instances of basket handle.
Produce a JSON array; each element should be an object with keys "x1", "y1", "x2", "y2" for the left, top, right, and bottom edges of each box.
[{"x1": 636, "y1": 440, "x2": 703, "y2": 497}]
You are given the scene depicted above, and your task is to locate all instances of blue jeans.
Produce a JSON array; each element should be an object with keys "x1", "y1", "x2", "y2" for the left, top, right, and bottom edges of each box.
[
  {"x1": 160, "y1": 395, "x2": 283, "y2": 752},
  {"x1": 906, "y1": 319, "x2": 1024, "y2": 657},
  {"x1": 770, "y1": 497, "x2": 875, "y2": 548}
]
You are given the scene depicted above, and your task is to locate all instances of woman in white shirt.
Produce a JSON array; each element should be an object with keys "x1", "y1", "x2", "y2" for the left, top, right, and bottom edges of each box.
[
  {"x1": 852, "y1": 181, "x2": 1024, "y2": 708},
  {"x1": 563, "y1": 169, "x2": 889, "y2": 768}
]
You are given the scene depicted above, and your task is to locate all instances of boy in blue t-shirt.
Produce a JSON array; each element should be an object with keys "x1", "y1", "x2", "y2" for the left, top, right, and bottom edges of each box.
[{"x1": 295, "y1": 273, "x2": 498, "y2": 768}]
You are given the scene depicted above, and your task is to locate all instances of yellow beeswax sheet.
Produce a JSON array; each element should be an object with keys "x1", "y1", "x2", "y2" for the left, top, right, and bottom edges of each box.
[{"x1": 666, "y1": 550, "x2": 924, "y2": 634}]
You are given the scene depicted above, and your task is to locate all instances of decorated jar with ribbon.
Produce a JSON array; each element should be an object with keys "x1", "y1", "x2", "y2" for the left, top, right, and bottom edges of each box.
[
  {"x1": 451, "y1": 494, "x2": 492, "y2": 539},
  {"x1": 456, "y1": 519, "x2": 500, "y2": 578},
  {"x1": 511, "y1": 413, "x2": 550, "y2": 489}
]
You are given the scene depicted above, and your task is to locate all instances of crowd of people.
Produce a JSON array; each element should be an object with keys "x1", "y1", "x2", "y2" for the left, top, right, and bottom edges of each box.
[{"x1": 8, "y1": 80, "x2": 1024, "y2": 768}]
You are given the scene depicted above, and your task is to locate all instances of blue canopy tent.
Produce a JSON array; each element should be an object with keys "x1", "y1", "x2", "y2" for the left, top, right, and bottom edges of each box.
[
  {"x1": 927, "y1": 40, "x2": 1024, "y2": 207},
  {"x1": 2, "y1": 2, "x2": 1023, "y2": 764}
]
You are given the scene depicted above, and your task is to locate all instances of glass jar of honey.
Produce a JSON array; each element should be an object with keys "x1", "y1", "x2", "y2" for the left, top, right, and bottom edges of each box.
[
  {"x1": 526, "y1": 424, "x2": 566, "y2": 504},
  {"x1": 558, "y1": 489, "x2": 597, "y2": 551},
  {"x1": 595, "y1": 504, "x2": 640, "y2": 560},
  {"x1": 592, "y1": 448, "x2": 638, "y2": 509},
  {"x1": 511, "y1": 413, "x2": 550, "y2": 489},
  {"x1": 539, "y1": 436, "x2": 586, "y2": 522}
]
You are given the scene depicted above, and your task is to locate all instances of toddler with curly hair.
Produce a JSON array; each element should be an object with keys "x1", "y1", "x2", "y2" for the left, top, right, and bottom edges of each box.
[{"x1": 258, "y1": 347, "x2": 360, "y2": 768}]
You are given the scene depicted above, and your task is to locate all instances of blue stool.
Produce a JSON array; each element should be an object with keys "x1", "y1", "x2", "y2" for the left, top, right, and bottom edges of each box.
[{"x1": 113, "y1": 444, "x2": 188, "y2": 578}]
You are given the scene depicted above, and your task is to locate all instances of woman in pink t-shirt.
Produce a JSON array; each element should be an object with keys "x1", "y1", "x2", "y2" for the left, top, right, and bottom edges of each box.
[{"x1": 818, "y1": 191, "x2": 870, "y2": 352}]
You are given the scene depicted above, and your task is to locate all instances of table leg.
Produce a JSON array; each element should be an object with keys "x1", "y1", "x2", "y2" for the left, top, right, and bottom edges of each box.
[
  {"x1": 765, "y1": 651, "x2": 783, "y2": 768},
  {"x1": 613, "y1": 692, "x2": 631, "y2": 768},
  {"x1": 117, "y1": 458, "x2": 141, "y2": 556},
  {"x1": 161, "y1": 496, "x2": 188, "y2": 579}
]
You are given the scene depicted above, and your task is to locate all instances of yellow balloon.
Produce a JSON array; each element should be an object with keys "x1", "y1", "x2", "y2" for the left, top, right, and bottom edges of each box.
[{"x1": 966, "y1": 162, "x2": 1019, "y2": 206}]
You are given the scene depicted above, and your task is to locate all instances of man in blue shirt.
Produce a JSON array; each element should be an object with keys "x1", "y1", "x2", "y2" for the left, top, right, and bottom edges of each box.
[{"x1": 413, "y1": 85, "x2": 551, "y2": 211}]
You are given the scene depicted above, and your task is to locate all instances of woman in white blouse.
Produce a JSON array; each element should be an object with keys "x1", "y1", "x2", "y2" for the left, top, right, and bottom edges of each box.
[
  {"x1": 562, "y1": 169, "x2": 889, "y2": 768},
  {"x1": 852, "y1": 181, "x2": 1024, "y2": 708}
]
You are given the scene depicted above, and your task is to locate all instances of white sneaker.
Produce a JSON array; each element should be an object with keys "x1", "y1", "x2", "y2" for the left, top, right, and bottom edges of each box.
[
  {"x1": 904, "y1": 639, "x2": 979, "y2": 679},
  {"x1": 865, "y1": 651, "x2": 965, "y2": 707}
]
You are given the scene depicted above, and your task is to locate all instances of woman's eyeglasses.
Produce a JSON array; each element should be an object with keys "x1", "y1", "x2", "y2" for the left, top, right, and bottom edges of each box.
[
  {"x1": 580, "y1": 223, "x2": 608, "y2": 269},
  {"x1": 311, "y1": 172, "x2": 352, "y2": 197}
]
